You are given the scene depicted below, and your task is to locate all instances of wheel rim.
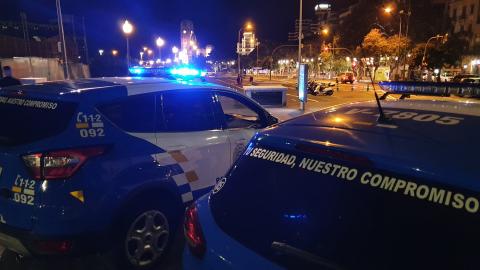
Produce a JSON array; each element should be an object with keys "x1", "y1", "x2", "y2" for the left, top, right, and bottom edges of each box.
[{"x1": 125, "y1": 210, "x2": 170, "y2": 267}]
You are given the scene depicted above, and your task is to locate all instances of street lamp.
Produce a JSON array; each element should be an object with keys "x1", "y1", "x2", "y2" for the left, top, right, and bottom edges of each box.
[
  {"x1": 237, "y1": 21, "x2": 254, "y2": 75},
  {"x1": 122, "y1": 20, "x2": 134, "y2": 68},
  {"x1": 384, "y1": 6, "x2": 393, "y2": 14},
  {"x1": 422, "y1": 34, "x2": 448, "y2": 66},
  {"x1": 156, "y1": 37, "x2": 165, "y2": 61},
  {"x1": 140, "y1": 51, "x2": 144, "y2": 61}
]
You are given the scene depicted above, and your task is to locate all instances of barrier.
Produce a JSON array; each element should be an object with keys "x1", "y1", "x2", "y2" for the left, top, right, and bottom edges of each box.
[{"x1": 244, "y1": 85, "x2": 288, "y2": 107}]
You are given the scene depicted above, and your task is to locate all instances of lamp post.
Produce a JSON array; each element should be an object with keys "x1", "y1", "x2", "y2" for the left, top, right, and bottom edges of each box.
[
  {"x1": 122, "y1": 20, "x2": 133, "y2": 69},
  {"x1": 422, "y1": 34, "x2": 448, "y2": 66},
  {"x1": 56, "y1": 0, "x2": 69, "y2": 79},
  {"x1": 156, "y1": 37, "x2": 165, "y2": 61},
  {"x1": 237, "y1": 22, "x2": 253, "y2": 75}
]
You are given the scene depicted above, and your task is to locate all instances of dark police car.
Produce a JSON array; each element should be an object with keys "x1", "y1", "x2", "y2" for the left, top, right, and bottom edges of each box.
[
  {"x1": 0, "y1": 77, "x2": 277, "y2": 269},
  {"x1": 183, "y1": 98, "x2": 479, "y2": 270}
]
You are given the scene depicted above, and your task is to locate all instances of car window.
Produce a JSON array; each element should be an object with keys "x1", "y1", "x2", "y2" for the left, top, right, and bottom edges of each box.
[
  {"x1": 159, "y1": 90, "x2": 218, "y2": 132},
  {"x1": 216, "y1": 93, "x2": 262, "y2": 129},
  {"x1": 98, "y1": 93, "x2": 155, "y2": 133}
]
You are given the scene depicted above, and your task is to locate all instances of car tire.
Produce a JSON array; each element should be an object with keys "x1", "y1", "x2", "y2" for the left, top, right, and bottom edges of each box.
[{"x1": 109, "y1": 196, "x2": 182, "y2": 270}]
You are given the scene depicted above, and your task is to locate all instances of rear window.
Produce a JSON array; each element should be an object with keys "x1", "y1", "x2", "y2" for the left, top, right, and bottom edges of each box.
[
  {"x1": 158, "y1": 90, "x2": 218, "y2": 132},
  {"x1": 211, "y1": 138, "x2": 480, "y2": 270},
  {"x1": 0, "y1": 96, "x2": 77, "y2": 146},
  {"x1": 97, "y1": 93, "x2": 156, "y2": 133}
]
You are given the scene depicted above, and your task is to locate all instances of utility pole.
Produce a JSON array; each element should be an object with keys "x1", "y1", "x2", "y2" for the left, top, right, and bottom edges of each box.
[
  {"x1": 298, "y1": 0, "x2": 305, "y2": 111},
  {"x1": 82, "y1": 17, "x2": 90, "y2": 65},
  {"x1": 298, "y1": 0, "x2": 303, "y2": 71},
  {"x1": 20, "y1": 12, "x2": 33, "y2": 75},
  {"x1": 56, "y1": 0, "x2": 70, "y2": 79}
]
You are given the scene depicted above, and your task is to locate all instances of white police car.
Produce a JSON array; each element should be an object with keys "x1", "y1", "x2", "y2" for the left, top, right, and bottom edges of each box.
[{"x1": 0, "y1": 76, "x2": 277, "y2": 269}]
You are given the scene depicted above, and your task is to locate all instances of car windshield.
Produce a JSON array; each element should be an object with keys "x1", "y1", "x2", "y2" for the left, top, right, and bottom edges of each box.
[{"x1": 0, "y1": 1, "x2": 479, "y2": 270}]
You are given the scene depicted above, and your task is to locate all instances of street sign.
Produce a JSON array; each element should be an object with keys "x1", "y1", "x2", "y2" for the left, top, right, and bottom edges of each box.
[{"x1": 298, "y1": 64, "x2": 308, "y2": 111}]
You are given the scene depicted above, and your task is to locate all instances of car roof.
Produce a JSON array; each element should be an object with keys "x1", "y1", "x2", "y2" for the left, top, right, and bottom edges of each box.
[
  {"x1": 261, "y1": 99, "x2": 480, "y2": 191},
  {"x1": 1, "y1": 77, "x2": 232, "y2": 97}
]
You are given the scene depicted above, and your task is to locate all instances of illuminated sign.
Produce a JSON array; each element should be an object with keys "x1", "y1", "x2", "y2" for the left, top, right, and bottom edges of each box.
[{"x1": 299, "y1": 64, "x2": 308, "y2": 103}]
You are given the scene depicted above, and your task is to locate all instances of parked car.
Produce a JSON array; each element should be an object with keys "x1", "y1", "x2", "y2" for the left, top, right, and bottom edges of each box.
[
  {"x1": 338, "y1": 72, "x2": 355, "y2": 84},
  {"x1": 460, "y1": 77, "x2": 480, "y2": 84},
  {"x1": 452, "y1": 74, "x2": 478, "y2": 83},
  {"x1": 184, "y1": 98, "x2": 479, "y2": 270},
  {"x1": 0, "y1": 77, "x2": 277, "y2": 269}
]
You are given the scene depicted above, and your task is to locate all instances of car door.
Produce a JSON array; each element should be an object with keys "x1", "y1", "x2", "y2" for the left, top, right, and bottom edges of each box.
[
  {"x1": 155, "y1": 89, "x2": 230, "y2": 203},
  {"x1": 214, "y1": 91, "x2": 269, "y2": 164}
]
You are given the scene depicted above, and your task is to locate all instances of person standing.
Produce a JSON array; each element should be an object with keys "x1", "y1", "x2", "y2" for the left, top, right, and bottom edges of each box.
[{"x1": 0, "y1": 66, "x2": 22, "y2": 88}]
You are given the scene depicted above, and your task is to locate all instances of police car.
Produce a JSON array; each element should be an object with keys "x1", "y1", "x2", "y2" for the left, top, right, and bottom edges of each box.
[
  {"x1": 0, "y1": 76, "x2": 277, "y2": 269},
  {"x1": 183, "y1": 97, "x2": 480, "y2": 270}
]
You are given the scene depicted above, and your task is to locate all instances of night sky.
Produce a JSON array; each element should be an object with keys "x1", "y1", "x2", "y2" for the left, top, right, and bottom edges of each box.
[{"x1": 0, "y1": 0, "x2": 352, "y2": 59}]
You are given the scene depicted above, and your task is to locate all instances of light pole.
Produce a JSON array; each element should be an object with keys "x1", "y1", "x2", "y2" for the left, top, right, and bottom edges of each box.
[
  {"x1": 56, "y1": 0, "x2": 69, "y2": 79},
  {"x1": 237, "y1": 22, "x2": 253, "y2": 75},
  {"x1": 156, "y1": 37, "x2": 165, "y2": 61},
  {"x1": 172, "y1": 46, "x2": 179, "y2": 62},
  {"x1": 422, "y1": 34, "x2": 448, "y2": 66},
  {"x1": 298, "y1": 0, "x2": 303, "y2": 70},
  {"x1": 122, "y1": 20, "x2": 133, "y2": 69}
]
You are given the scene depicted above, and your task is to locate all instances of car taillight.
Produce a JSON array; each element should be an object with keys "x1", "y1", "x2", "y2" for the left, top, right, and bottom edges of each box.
[
  {"x1": 184, "y1": 205, "x2": 206, "y2": 257},
  {"x1": 33, "y1": 240, "x2": 72, "y2": 254},
  {"x1": 22, "y1": 146, "x2": 106, "y2": 180}
]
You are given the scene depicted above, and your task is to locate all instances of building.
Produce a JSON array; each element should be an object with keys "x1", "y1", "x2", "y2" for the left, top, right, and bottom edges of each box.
[
  {"x1": 444, "y1": 0, "x2": 480, "y2": 73},
  {"x1": 446, "y1": 0, "x2": 480, "y2": 48},
  {"x1": 0, "y1": 15, "x2": 88, "y2": 63}
]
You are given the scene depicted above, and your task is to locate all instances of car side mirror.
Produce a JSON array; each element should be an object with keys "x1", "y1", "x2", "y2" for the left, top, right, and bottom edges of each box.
[{"x1": 266, "y1": 114, "x2": 279, "y2": 126}]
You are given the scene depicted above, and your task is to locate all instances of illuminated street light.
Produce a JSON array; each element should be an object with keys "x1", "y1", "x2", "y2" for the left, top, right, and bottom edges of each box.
[
  {"x1": 237, "y1": 21, "x2": 255, "y2": 74},
  {"x1": 384, "y1": 6, "x2": 393, "y2": 14},
  {"x1": 147, "y1": 49, "x2": 153, "y2": 55},
  {"x1": 322, "y1": 28, "x2": 329, "y2": 36},
  {"x1": 143, "y1": 47, "x2": 148, "y2": 52},
  {"x1": 156, "y1": 37, "x2": 165, "y2": 61},
  {"x1": 112, "y1": 49, "x2": 119, "y2": 56},
  {"x1": 140, "y1": 51, "x2": 144, "y2": 60},
  {"x1": 122, "y1": 20, "x2": 134, "y2": 68},
  {"x1": 98, "y1": 49, "x2": 104, "y2": 56},
  {"x1": 172, "y1": 46, "x2": 179, "y2": 54}
]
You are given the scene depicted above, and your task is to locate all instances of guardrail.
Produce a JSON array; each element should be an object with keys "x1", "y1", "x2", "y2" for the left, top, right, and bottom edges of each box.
[{"x1": 378, "y1": 81, "x2": 480, "y2": 99}]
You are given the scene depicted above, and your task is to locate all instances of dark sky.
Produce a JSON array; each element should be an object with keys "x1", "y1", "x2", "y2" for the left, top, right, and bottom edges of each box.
[{"x1": 0, "y1": 0, "x2": 351, "y2": 59}]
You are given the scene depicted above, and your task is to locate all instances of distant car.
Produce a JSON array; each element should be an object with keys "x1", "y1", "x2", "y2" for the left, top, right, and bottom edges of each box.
[
  {"x1": 0, "y1": 77, "x2": 277, "y2": 269},
  {"x1": 338, "y1": 72, "x2": 355, "y2": 84},
  {"x1": 460, "y1": 77, "x2": 480, "y2": 84},
  {"x1": 452, "y1": 74, "x2": 477, "y2": 83},
  {"x1": 184, "y1": 98, "x2": 480, "y2": 270}
]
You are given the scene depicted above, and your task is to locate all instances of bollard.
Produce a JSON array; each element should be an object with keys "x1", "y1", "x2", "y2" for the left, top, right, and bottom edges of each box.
[
  {"x1": 351, "y1": 83, "x2": 354, "y2": 91},
  {"x1": 366, "y1": 84, "x2": 370, "y2": 91}
]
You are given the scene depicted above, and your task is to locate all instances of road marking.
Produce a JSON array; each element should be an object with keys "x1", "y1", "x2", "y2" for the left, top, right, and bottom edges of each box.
[{"x1": 286, "y1": 93, "x2": 320, "y2": 103}]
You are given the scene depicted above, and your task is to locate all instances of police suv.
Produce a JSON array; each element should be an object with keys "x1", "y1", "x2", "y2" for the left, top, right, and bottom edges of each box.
[
  {"x1": 0, "y1": 76, "x2": 277, "y2": 269},
  {"x1": 183, "y1": 97, "x2": 479, "y2": 270}
]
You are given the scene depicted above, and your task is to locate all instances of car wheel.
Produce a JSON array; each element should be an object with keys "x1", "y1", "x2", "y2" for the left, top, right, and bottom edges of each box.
[{"x1": 111, "y1": 197, "x2": 181, "y2": 270}]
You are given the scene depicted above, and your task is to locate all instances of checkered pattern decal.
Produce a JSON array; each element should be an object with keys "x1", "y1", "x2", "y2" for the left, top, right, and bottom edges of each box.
[{"x1": 155, "y1": 150, "x2": 211, "y2": 203}]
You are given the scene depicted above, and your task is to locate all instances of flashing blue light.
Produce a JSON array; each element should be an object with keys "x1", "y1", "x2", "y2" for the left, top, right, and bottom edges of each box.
[
  {"x1": 169, "y1": 66, "x2": 206, "y2": 78},
  {"x1": 129, "y1": 67, "x2": 144, "y2": 75}
]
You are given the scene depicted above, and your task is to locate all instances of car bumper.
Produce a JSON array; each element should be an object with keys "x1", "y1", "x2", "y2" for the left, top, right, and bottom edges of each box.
[
  {"x1": 183, "y1": 195, "x2": 281, "y2": 270},
  {"x1": 0, "y1": 222, "x2": 111, "y2": 257}
]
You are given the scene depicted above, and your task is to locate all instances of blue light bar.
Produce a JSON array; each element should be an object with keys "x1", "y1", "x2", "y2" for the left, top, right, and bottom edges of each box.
[{"x1": 169, "y1": 66, "x2": 206, "y2": 77}]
